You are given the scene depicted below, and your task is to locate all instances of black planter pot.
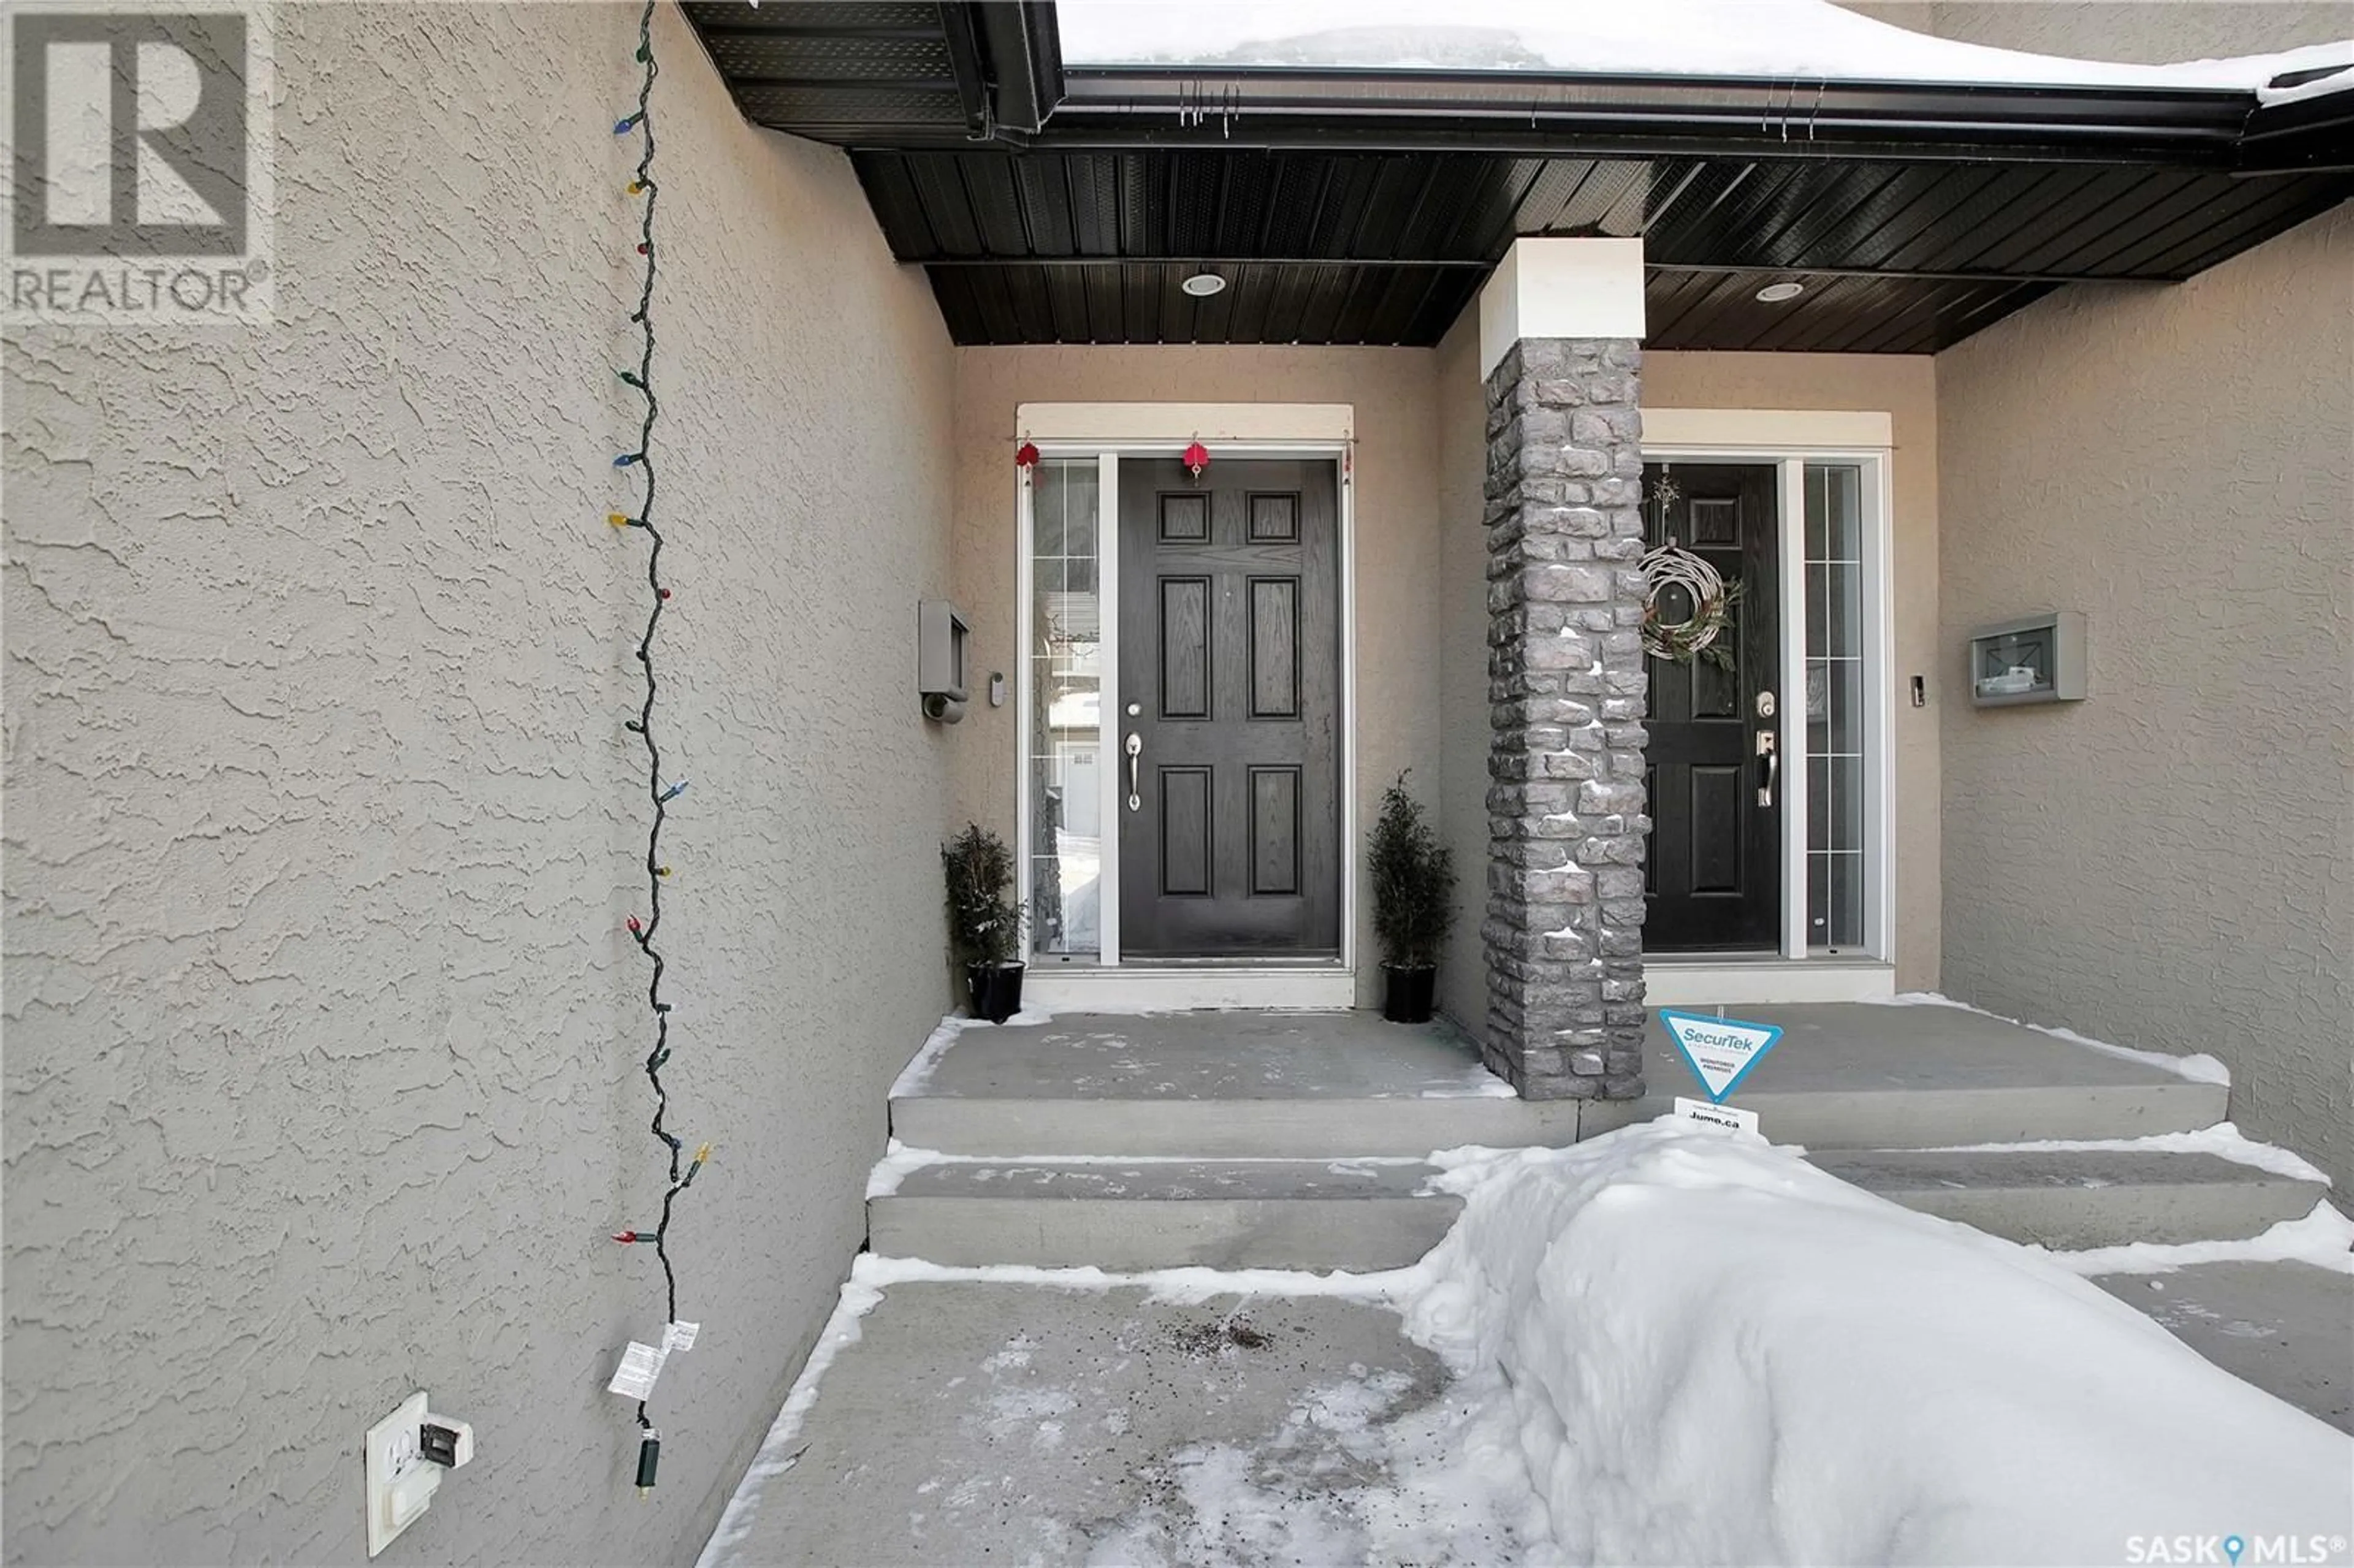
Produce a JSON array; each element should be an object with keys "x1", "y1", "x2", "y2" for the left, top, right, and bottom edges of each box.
[
  {"x1": 967, "y1": 962, "x2": 1026, "y2": 1024},
  {"x1": 1381, "y1": 964, "x2": 1437, "y2": 1024}
]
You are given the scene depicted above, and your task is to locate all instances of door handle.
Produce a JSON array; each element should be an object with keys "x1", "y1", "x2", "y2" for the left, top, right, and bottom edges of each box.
[
  {"x1": 1125, "y1": 732, "x2": 1142, "y2": 812},
  {"x1": 1756, "y1": 730, "x2": 1778, "y2": 809}
]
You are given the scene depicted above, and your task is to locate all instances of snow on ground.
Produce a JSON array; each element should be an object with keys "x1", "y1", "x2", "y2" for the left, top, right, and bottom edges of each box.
[
  {"x1": 1057, "y1": 0, "x2": 2353, "y2": 102},
  {"x1": 710, "y1": 1121, "x2": 2352, "y2": 1567},
  {"x1": 1867, "y1": 989, "x2": 2233, "y2": 1085},
  {"x1": 1405, "y1": 1125, "x2": 2353, "y2": 1564}
]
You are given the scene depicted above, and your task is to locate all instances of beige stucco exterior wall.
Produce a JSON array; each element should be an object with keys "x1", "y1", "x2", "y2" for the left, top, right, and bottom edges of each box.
[
  {"x1": 2, "y1": 4, "x2": 956, "y2": 1561},
  {"x1": 1433, "y1": 336, "x2": 1943, "y2": 1026},
  {"x1": 949, "y1": 347, "x2": 1441, "y2": 1006},
  {"x1": 1434, "y1": 317, "x2": 1493, "y2": 1028},
  {"x1": 1935, "y1": 205, "x2": 2354, "y2": 1193}
]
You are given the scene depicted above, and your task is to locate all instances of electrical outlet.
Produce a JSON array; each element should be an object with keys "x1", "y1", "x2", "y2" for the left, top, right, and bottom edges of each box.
[{"x1": 364, "y1": 1391, "x2": 440, "y2": 1557}]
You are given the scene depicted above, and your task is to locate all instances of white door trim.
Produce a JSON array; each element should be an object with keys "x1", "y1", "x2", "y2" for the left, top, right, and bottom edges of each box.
[
  {"x1": 1642, "y1": 439, "x2": 1896, "y2": 969},
  {"x1": 1015, "y1": 408, "x2": 1358, "y2": 1005}
]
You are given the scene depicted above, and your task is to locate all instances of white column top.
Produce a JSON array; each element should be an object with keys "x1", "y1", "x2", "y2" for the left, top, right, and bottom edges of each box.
[{"x1": 1479, "y1": 237, "x2": 1647, "y2": 378}]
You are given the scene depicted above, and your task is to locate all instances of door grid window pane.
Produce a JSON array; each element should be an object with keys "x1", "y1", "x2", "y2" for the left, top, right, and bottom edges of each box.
[
  {"x1": 1029, "y1": 462, "x2": 1102, "y2": 957},
  {"x1": 1804, "y1": 463, "x2": 1865, "y2": 950}
]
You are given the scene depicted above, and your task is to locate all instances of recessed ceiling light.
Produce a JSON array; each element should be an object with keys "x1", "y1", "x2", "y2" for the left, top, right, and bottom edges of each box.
[
  {"x1": 1755, "y1": 280, "x2": 1805, "y2": 303},
  {"x1": 1180, "y1": 272, "x2": 1228, "y2": 298}
]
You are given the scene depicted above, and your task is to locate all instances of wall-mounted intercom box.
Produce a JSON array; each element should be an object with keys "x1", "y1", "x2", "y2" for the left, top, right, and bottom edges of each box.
[
  {"x1": 1968, "y1": 611, "x2": 2086, "y2": 707},
  {"x1": 916, "y1": 599, "x2": 971, "y2": 723}
]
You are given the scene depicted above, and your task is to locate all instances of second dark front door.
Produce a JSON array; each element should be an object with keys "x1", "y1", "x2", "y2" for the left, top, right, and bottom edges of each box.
[
  {"x1": 1644, "y1": 462, "x2": 1782, "y2": 951},
  {"x1": 1118, "y1": 458, "x2": 1340, "y2": 956}
]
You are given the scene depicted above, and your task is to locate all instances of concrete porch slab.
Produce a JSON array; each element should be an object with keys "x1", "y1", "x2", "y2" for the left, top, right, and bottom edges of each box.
[
  {"x1": 892, "y1": 1013, "x2": 1583, "y2": 1157},
  {"x1": 1592, "y1": 1002, "x2": 2228, "y2": 1147}
]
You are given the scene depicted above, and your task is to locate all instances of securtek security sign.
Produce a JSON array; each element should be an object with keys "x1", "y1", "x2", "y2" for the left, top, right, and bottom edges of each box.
[{"x1": 1661, "y1": 1009, "x2": 1784, "y2": 1102}]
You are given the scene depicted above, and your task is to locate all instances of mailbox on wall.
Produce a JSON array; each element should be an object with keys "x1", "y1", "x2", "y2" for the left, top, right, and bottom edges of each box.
[
  {"x1": 917, "y1": 599, "x2": 971, "y2": 723},
  {"x1": 1968, "y1": 612, "x2": 2087, "y2": 707}
]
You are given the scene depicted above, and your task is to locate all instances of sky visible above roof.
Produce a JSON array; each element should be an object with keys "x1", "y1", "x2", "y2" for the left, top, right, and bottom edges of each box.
[{"x1": 1056, "y1": 0, "x2": 2354, "y2": 104}]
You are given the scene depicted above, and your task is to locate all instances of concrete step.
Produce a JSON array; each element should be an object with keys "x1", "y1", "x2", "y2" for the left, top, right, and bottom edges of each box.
[
  {"x1": 868, "y1": 1158, "x2": 1460, "y2": 1271},
  {"x1": 871, "y1": 1147, "x2": 2326, "y2": 1271},
  {"x1": 1811, "y1": 1147, "x2": 2328, "y2": 1250}
]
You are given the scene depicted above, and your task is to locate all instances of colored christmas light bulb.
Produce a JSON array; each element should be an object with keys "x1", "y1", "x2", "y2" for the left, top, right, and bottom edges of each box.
[
  {"x1": 614, "y1": 112, "x2": 642, "y2": 134},
  {"x1": 658, "y1": 779, "x2": 688, "y2": 803},
  {"x1": 614, "y1": 452, "x2": 641, "y2": 468},
  {"x1": 626, "y1": 915, "x2": 643, "y2": 936}
]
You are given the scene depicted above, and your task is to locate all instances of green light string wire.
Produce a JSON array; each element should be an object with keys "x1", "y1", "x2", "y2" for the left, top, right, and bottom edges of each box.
[{"x1": 611, "y1": 0, "x2": 709, "y2": 1443}]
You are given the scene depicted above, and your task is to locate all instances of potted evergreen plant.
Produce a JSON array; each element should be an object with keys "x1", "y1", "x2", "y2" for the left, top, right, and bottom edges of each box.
[
  {"x1": 1369, "y1": 772, "x2": 1456, "y2": 1024},
  {"x1": 942, "y1": 823, "x2": 1026, "y2": 1023}
]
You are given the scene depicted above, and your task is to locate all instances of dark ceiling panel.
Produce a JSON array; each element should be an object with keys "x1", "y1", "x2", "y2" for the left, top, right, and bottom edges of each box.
[
  {"x1": 716, "y1": 8, "x2": 2352, "y2": 350},
  {"x1": 695, "y1": 31, "x2": 950, "y2": 82}
]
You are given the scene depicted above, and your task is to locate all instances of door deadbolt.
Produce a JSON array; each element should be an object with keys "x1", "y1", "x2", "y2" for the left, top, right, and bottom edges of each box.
[{"x1": 1756, "y1": 690, "x2": 1777, "y2": 719}]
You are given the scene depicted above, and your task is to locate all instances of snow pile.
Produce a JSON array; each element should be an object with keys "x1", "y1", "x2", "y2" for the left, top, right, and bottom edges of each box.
[
  {"x1": 1058, "y1": 0, "x2": 2353, "y2": 103},
  {"x1": 1401, "y1": 1122, "x2": 2354, "y2": 1564}
]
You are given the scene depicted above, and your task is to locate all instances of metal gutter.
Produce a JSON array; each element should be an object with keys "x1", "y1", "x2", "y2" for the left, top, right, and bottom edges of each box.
[{"x1": 1027, "y1": 67, "x2": 2273, "y2": 166}]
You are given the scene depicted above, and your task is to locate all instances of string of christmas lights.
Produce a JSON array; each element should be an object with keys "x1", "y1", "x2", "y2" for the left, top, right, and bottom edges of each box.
[{"x1": 606, "y1": 0, "x2": 710, "y2": 1495}]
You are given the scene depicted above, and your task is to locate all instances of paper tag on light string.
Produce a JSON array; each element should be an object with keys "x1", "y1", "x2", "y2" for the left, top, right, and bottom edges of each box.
[
  {"x1": 665, "y1": 1321, "x2": 699, "y2": 1353},
  {"x1": 608, "y1": 1341, "x2": 668, "y2": 1401}
]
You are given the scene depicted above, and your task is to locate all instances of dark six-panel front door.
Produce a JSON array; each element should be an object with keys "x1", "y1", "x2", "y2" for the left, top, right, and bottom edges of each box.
[
  {"x1": 1117, "y1": 458, "x2": 1340, "y2": 956},
  {"x1": 1644, "y1": 462, "x2": 1782, "y2": 951}
]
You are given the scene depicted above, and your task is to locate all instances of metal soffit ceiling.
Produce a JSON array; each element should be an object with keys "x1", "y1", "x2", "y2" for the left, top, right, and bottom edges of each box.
[{"x1": 682, "y1": 1, "x2": 2354, "y2": 352}]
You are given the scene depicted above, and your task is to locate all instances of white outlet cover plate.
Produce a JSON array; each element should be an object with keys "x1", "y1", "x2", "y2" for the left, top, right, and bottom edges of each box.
[{"x1": 365, "y1": 1390, "x2": 436, "y2": 1557}]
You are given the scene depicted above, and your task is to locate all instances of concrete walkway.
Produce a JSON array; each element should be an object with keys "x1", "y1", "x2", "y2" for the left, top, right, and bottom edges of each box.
[
  {"x1": 697, "y1": 1282, "x2": 1498, "y2": 1568},
  {"x1": 2098, "y1": 1262, "x2": 2353, "y2": 1434},
  {"x1": 700, "y1": 1261, "x2": 2352, "y2": 1567}
]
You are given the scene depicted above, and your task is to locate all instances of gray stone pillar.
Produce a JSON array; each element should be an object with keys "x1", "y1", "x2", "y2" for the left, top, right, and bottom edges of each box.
[{"x1": 1481, "y1": 338, "x2": 1650, "y2": 1100}]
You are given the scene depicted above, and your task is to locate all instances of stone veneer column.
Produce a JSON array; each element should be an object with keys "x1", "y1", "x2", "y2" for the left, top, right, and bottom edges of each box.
[{"x1": 1480, "y1": 336, "x2": 1650, "y2": 1100}]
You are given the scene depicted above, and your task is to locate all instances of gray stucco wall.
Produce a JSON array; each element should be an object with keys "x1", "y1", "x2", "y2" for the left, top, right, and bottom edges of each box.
[
  {"x1": 1837, "y1": 0, "x2": 2350, "y2": 60},
  {"x1": 2, "y1": 4, "x2": 955, "y2": 1562},
  {"x1": 1936, "y1": 204, "x2": 2354, "y2": 1194},
  {"x1": 1926, "y1": 1, "x2": 2351, "y2": 61}
]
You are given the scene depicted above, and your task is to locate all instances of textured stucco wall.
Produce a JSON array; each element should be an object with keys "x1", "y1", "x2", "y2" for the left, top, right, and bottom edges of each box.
[
  {"x1": 949, "y1": 346, "x2": 1441, "y2": 1006},
  {"x1": 1925, "y1": 1, "x2": 2352, "y2": 61},
  {"x1": 1433, "y1": 337, "x2": 1945, "y2": 1021},
  {"x1": 1935, "y1": 205, "x2": 2354, "y2": 1193},
  {"x1": 2, "y1": 5, "x2": 955, "y2": 1563},
  {"x1": 1434, "y1": 315, "x2": 1491, "y2": 1029}
]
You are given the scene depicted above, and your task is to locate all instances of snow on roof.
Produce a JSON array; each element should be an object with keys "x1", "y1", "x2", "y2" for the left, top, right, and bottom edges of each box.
[{"x1": 1056, "y1": 0, "x2": 2354, "y2": 106}]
